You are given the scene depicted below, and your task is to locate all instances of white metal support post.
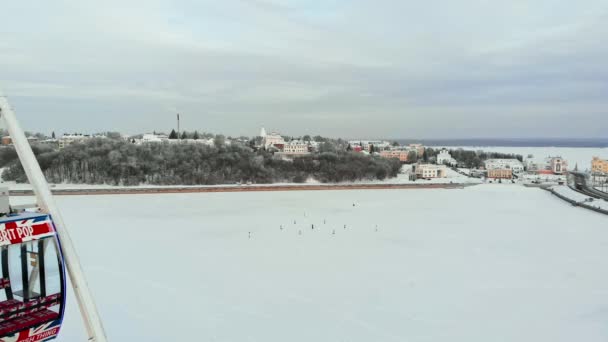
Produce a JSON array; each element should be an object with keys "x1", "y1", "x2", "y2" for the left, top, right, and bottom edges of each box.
[{"x1": 0, "y1": 96, "x2": 108, "y2": 342}]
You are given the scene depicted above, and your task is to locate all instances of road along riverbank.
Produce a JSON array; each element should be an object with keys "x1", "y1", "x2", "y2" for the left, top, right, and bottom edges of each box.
[{"x1": 9, "y1": 182, "x2": 473, "y2": 196}]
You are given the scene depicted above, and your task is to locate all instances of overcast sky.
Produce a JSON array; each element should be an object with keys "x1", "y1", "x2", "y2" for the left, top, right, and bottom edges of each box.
[{"x1": 1, "y1": 0, "x2": 607, "y2": 139}]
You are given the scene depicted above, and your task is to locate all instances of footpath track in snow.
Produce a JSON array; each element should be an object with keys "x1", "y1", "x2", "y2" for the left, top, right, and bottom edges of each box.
[{"x1": 8, "y1": 182, "x2": 471, "y2": 196}]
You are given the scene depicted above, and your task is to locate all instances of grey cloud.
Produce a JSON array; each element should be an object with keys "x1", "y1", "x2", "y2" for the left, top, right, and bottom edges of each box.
[{"x1": 1, "y1": 0, "x2": 607, "y2": 138}]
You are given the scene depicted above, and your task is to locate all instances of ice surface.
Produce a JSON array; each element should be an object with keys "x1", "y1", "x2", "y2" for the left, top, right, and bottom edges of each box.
[{"x1": 45, "y1": 184, "x2": 608, "y2": 341}]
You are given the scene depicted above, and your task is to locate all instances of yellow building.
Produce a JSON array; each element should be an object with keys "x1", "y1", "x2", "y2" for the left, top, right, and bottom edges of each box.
[
  {"x1": 415, "y1": 164, "x2": 447, "y2": 178},
  {"x1": 592, "y1": 157, "x2": 608, "y2": 173},
  {"x1": 487, "y1": 169, "x2": 513, "y2": 179}
]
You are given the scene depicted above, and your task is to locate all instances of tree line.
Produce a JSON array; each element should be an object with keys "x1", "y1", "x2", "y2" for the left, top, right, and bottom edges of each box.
[
  {"x1": 0, "y1": 139, "x2": 401, "y2": 185},
  {"x1": 422, "y1": 148, "x2": 523, "y2": 168}
]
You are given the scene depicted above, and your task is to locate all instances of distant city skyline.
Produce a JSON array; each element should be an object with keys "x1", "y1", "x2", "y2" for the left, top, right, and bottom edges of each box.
[
  {"x1": 4, "y1": 119, "x2": 608, "y2": 142},
  {"x1": 11, "y1": 125, "x2": 608, "y2": 147},
  {"x1": 2, "y1": 1, "x2": 607, "y2": 138}
]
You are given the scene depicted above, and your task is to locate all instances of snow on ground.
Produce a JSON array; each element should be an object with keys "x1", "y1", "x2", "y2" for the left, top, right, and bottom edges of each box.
[
  {"x1": 457, "y1": 168, "x2": 471, "y2": 175},
  {"x1": 551, "y1": 185, "x2": 608, "y2": 210},
  {"x1": 23, "y1": 184, "x2": 608, "y2": 342},
  {"x1": 3, "y1": 181, "x2": 324, "y2": 191},
  {"x1": 354, "y1": 166, "x2": 481, "y2": 185},
  {"x1": 520, "y1": 173, "x2": 567, "y2": 184}
]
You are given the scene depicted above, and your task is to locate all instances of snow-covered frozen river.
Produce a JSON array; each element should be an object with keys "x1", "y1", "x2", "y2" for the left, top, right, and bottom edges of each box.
[{"x1": 41, "y1": 184, "x2": 607, "y2": 341}]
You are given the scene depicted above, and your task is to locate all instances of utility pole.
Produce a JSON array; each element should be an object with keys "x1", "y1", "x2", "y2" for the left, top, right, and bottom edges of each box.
[
  {"x1": 177, "y1": 113, "x2": 180, "y2": 140},
  {"x1": 0, "y1": 96, "x2": 108, "y2": 342}
]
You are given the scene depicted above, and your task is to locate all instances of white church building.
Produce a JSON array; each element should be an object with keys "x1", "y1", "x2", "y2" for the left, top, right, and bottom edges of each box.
[
  {"x1": 260, "y1": 127, "x2": 285, "y2": 148},
  {"x1": 436, "y1": 149, "x2": 457, "y2": 166}
]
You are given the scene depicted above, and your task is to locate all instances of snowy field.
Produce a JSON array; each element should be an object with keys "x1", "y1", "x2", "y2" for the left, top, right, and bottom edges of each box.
[
  {"x1": 15, "y1": 184, "x2": 608, "y2": 341},
  {"x1": 355, "y1": 166, "x2": 481, "y2": 185}
]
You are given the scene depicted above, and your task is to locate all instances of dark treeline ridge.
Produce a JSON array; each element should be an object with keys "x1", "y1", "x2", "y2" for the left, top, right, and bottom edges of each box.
[
  {"x1": 423, "y1": 147, "x2": 523, "y2": 168},
  {"x1": 1, "y1": 139, "x2": 401, "y2": 185}
]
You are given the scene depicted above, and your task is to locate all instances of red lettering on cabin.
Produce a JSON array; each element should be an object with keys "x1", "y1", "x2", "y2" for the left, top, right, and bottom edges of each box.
[{"x1": 0, "y1": 220, "x2": 54, "y2": 246}]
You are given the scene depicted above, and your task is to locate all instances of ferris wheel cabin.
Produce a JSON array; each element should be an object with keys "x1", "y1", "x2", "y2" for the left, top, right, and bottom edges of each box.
[{"x1": 0, "y1": 197, "x2": 66, "y2": 341}]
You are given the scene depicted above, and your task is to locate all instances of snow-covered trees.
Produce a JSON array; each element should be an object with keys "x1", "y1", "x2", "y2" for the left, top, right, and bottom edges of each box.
[
  {"x1": 423, "y1": 148, "x2": 523, "y2": 168},
  {"x1": 1, "y1": 139, "x2": 401, "y2": 186}
]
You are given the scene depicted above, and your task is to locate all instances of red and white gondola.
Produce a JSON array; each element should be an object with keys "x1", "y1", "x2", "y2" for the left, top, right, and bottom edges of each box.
[{"x1": 0, "y1": 212, "x2": 66, "y2": 341}]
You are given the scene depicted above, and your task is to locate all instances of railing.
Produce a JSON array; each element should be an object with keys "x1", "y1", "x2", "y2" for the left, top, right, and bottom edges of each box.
[{"x1": 543, "y1": 186, "x2": 608, "y2": 216}]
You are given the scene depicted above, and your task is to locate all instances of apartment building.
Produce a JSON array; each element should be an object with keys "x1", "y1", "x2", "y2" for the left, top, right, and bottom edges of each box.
[
  {"x1": 484, "y1": 159, "x2": 524, "y2": 173},
  {"x1": 379, "y1": 150, "x2": 409, "y2": 163},
  {"x1": 415, "y1": 164, "x2": 447, "y2": 178},
  {"x1": 592, "y1": 157, "x2": 608, "y2": 174},
  {"x1": 59, "y1": 134, "x2": 90, "y2": 149},
  {"x1": 348, "y1": 140, "x2": 391, "y2": 152},
  {"x1": 487, "y1": 169, "x2": 513, "y2": 179},
  {"x1": 283, "y1": 140, "x2": 310, "y2": 154},
  {"x1": 409, "y1": 144, "x2": 425, "y2": 156}
]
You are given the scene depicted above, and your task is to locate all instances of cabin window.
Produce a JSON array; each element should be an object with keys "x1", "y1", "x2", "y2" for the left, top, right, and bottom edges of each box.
[{"x1": 0, "y1": 237, "x2": 63, "y2": 334}]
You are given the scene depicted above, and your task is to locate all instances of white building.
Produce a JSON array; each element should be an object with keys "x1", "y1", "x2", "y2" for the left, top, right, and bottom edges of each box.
[
  {"x1": 58, "y1": 134, "x2": 92, "y2": 149},
  {"x1": 283, "y1": 140, "x2": 309, "y2": 154},
  {"x1": 274, "y1": 140, "x2": 311, "y2": 160},
  {"x1": 524, "y1": 155, "x2": 568, "y2": 175},
  {"x1": 348, "y1": 140, "x2": 391, "y2": 151},
  {"x1": 264, "y1": 132, "x2": 285, "y2": 148},
  {"x1": 484, "y1": 159, "x2": 524, "y2": 173},
  {"x1": 416, "y1": 164, "x2": 448, "y2": 178},
  {"x1": 547, "y1": 156, "x2": 567, "y2": 174},
  {"x1": 167, "y1": 138, "x2": 216, "y2": 146},
  {"x1": 436, "y1": 149, "x2": 457, "y2": 166},
  {"x1": 132, "y1": 133, "x2": 171, "y2": 145},
  {"x1": 39, "y1": 138, "x2": 59, "y2": 146},
  {"x1": 524, "y1": 158, "x2": 541, "y2": 171},
  {"x1": 141, "y1": 134, "x2": 165, "y2": 143}
]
